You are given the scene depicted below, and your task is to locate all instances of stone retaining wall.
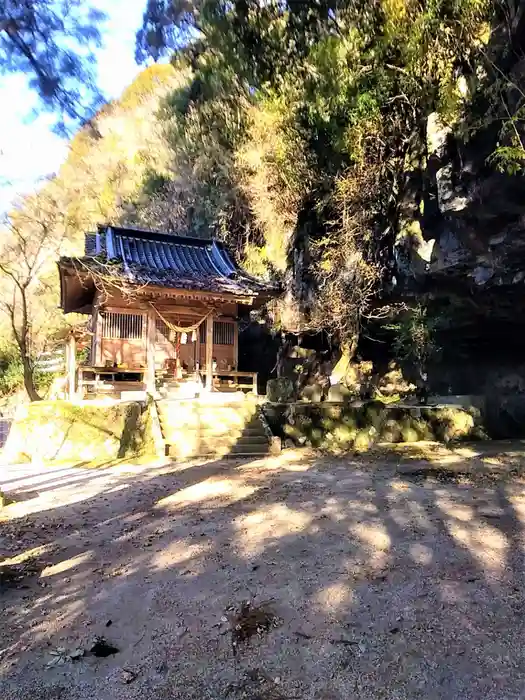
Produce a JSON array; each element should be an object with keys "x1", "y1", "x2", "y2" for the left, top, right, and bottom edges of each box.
[
  {"x1": 3, "y1": 400, "x2": 157, "y2": 464},
  {"x1": 263, "y1": 401, "x2": 485, "y2": 452}
]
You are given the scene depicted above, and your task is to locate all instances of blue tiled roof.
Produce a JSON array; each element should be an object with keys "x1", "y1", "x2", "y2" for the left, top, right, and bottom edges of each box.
[{"x1": 71, "y1": 226, "x2": 274, "y2": 298}]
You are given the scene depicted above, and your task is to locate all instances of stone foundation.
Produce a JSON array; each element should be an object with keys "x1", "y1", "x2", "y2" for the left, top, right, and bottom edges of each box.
[
  {"x1": 3, "y1": 400, "x2": 158, "y2": 464},
  {"x1": 263, "y1": 401, "x2": 486, "y2": 452}
]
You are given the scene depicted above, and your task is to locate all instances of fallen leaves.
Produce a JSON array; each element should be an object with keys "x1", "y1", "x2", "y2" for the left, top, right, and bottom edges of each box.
[
  {"x1": 225, "y1": 599, "x2": 282, "y2": 656},
  {"x1": 46, "y1": 647, "x2": 84, "y2": 667},
  {"x1": 121, "y1": 668, "x2": 138, "y2": 684},
  {"x1": 45, "y1": 636, "x2": 120, "y2": 669},
  {"x1": 0, "y1": 559, "x2": 43, "y2": 590}
]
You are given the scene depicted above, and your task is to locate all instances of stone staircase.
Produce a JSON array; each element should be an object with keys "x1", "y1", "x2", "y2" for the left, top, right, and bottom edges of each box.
[{"x1": 156, "y1": 396, "x2": 278, "y2": 459}]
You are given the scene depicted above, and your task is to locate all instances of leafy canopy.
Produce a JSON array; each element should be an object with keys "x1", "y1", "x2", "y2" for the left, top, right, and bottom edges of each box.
[
  {"x1": 136, "y1": 0, "x2": 492, "y2": 341},
  {"x1": 0, "y1": 0, "x2": 106, "y2": 132},
  {"x1": 0, "y1": 63, "x2": 182, "y2": 399}
]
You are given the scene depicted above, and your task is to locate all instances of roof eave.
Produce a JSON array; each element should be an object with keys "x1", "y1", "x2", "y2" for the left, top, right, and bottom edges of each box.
[
  {"x1": 57, "y1": 259, "x2": 96, "y2": 314},
  {"x1": 134, "y1": 284, "x2": 258, "y2": 305},
  {"x1": 58, "y1": 255, "x2": 279, "y2": 306}
]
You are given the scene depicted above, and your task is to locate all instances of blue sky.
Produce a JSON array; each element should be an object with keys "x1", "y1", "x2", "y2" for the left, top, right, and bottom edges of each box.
[{"x1": 0, "y1": 0, "x2": 147, "y2": 213}]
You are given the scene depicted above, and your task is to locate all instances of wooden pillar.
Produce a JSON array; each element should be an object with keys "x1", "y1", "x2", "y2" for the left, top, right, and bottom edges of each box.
[
  {"x1": 195, "y1": 324, "x2": 201, "y2": 371},
  {"x1": 205, "y1": 313, "x2": 214, "y2": 391},
  {"x1": 233, "y1": 321, "x2": 239, "y2": 370},
  {"x1": 146, "y1": 309, "x2": 156, "y2": 395},
  {"x1": 93, "y1": 306, "x2": 102, "y2": 366},
  {"x1": 67, "y1": 334, "x2": 76, "y2": 401}
]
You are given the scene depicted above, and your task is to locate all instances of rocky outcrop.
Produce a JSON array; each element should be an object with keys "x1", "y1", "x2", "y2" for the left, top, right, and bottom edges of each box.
[
  {"x1": 266, "y1": 377, "x2": 295, "y2": 403},
  {"x1": 395, "y1": 108, "x2": 525, "y2": 297},
  {"x1": 389, "y1": 87, "x2": 525, "y2": 397}
]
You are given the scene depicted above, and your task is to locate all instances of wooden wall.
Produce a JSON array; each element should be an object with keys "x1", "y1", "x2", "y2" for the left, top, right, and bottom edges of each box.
[
  {"x1": 94, "y1": 292, "x2": 239, "y2": 372},
  {"x1": 101, "y1": 338, "x2": 146, "y2": 368}
]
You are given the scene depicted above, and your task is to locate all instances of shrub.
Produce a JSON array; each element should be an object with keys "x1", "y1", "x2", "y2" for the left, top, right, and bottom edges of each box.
[
  {"x1": 0, "y1": 341, "x2": 58, "y2": 399},
  {"x1": 0, "y1": 342, "x2": 25, "y2": 395}
]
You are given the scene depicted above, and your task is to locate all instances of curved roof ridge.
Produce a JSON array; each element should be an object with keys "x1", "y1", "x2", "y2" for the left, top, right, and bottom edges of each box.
[
  {"x1": 101, "y1": 225, "x2": 213, "y2": 248},
  {"x1": 58, "y1": 226, "x2": 278, "y2": 315}
]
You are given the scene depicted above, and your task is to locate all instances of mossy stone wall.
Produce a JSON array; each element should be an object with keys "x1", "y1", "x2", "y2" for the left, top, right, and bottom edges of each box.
[
  {"x1": 263, "y1": 401, "x2": 485, "y2": 452},
  {"x1": 4, "y1": 400, "x2": 158, "y2": 463}
]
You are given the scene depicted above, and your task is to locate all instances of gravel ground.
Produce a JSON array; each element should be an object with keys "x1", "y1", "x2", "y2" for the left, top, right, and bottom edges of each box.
[{"x1": 1, "y1": 447, "x2": 525, "y2": 700}]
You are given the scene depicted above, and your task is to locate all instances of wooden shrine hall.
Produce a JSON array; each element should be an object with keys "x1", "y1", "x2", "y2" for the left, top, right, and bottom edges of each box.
[{"x1": 58, "y1": 226, "x2": 275, "y2": 400}]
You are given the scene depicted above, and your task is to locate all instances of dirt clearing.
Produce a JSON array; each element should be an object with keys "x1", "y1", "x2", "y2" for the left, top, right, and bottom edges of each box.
[{"x1": 1, "y1": 446, "x2": 525, "y2": 699}]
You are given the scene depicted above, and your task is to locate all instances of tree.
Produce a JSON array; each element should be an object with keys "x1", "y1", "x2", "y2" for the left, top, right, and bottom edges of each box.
[
  {"x1": 0, "y1": 64, "x2": 184, "y2": 401},
  {"x1": 136, "y1": 0, "x2": 339, "y2": 80},
  {"x1": 136, "y1": 0, "x2": 493, "y2": 353},
  {"x1": 0, "y1": 191, "x2": 66, "y2": 400},
  {"x1": 0, "y1": 0, "x2": 106, "y2": 132}
]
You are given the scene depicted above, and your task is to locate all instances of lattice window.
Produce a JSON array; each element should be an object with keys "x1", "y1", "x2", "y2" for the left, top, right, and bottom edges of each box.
[
  {"x1": 199, "y1": 321, "x2": 235, "y2": 345},
  {"x1": 101, "y1": 312, "x2": 144, "y2": 340},
  {"x1": 214, "y1": 321, "x2": 235, "y2": 345}
]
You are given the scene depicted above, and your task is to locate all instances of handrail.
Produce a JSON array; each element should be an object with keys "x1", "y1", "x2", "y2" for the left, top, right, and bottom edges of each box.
[{"x1": 212, "y1": 370, "x2": 258, "y2": 394}]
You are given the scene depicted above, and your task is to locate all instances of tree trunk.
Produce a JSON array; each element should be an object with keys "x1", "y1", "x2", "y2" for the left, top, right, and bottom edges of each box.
[
  {"x1": 12, "y1": 287, "x2": 41, "y2": 402},
  {"x1": 22, "y1": 353, "x2": 41, "y2": 402},
  {"x1": 276, "y1": 333, "x2": 293, "y2": 378},
  {"x1": 330, "y1": 336, "x2": 358, "y2": 385}
]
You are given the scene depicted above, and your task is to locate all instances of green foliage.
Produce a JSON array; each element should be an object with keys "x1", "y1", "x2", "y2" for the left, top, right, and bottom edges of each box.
[
  {"x1": 60, "y1": 63, "x2": 183, "y2": 236},
  {"x1": 0, "y1": 342, "x2": 25, "y2": 396},
  {"x1": 487, "y1": 144, "x2": 525, "y2": 175},
  {"x1": 3, "y1": 0, "x2": 506, "y2": 396},
  {"x1": 137, "y1": 0, "x2": 493, "y2": 341},
  {"x1": 0, "y1": 64, "x2": 185, "y2": 399},
  {"x1": 119, "y1": 64, "x2": 180, "y2": 109},
  {"x1": 264, "y1": 400, "x2": 481, "y2": 453},
  {"x1": 0, "y1": 341, "x2": 54, "y2": 397},
  {"x1": 0, "y1": 1, "x2": 107, "y2": 132},
  {"x1": 388, "y1": 305, "x2": 441, "y2": 372}
]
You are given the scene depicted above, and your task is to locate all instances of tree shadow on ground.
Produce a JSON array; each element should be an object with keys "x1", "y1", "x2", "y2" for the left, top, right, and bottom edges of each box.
[{"x1": 1, "y1": 446, "x2": 525, "y2": 700}]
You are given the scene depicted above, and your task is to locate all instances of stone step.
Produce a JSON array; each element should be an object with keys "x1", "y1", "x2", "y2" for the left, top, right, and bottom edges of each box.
[
  {"x1": 160, "y1": 432, "x2": 268, "y2": 444},
  {"x1": 160, "y1": 419, "x2": 266, "y2": 435},
  {"x1": 158, "y1": 402, "x2": 259, "y2": 410},
  {"x1": 157, "y1": 399, "x2": 269, "y2": 459},
  {"x1": 158, "y1": 412, "x2": 258, "y2": 422},
  {"x1": 162, "y1": 433, "x2": 269, "y2": 449},
  {"x1": 157, "y1": 397, "x2": 257, "y2": 404},
  {"x1": 230, "y1": 443, "x2": 269, "y2": 454},
  {"x1": 235, "y1": 435, "x2": 269, "y2": 446},
  {"x1": 158, "y1": 416, "x2": 264, "y2": 432},
  {"x1": 160, "y1": 421, "x2": 266, "y2": 437},
  {"x1": 166, "y1": 442, "x2": 269, "y2": 458},
  {"x1": 157, "y1": 411, "x2": 258, "y2": 426},
  {"x1": 157, "y1": 402, "x2": 257, "y2": 409},
  {"x1": 160, "y1": 425, "x2": 256, "y2": 437},
  {"x1": 157, "y1": 401, "x2": 258, "y2": 412}
]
